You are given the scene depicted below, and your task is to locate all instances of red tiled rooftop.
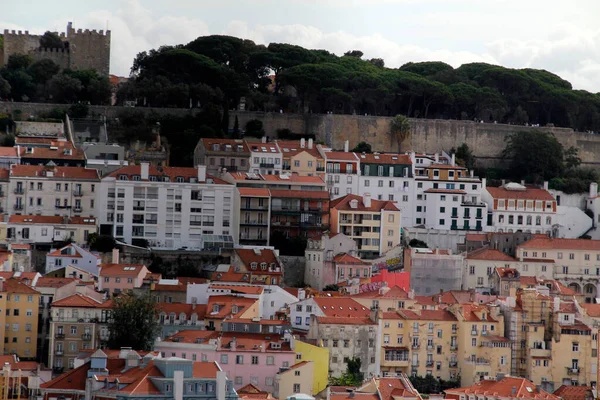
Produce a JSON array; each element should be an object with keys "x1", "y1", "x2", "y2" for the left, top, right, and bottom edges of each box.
[
  {"x1": 553, "y1": 385, "x2": 594, "y2": 400},
  {"x1": 238, "y1": 187, "x2": 271, "y2": 197},
  {"x1": 9, "y1": 215, "x2": 96, "y2": 225},
  {"x1": 333, "y1": 253, "x2": 369, "y2": 265},
  {"x1": 106, "y1": 165, "x2": 228, "y2": 185},
  {"x1": 99, "y1": 263, "x2": 146, "y2": 277},
  {"x1": 268, "y1": 189, "x2": 329, "y2": 199},
  {"x1": 331, "y1": 194, "x2": 399, "y2": 212},
  {"x1": 358, "y1": 153, "x2": 412, "y2": 165},
  {"x1": 519, "y1": 237, "x2": 600, "y2": 251},
  {"x1": 313, "y1": 297, "x2": 370, "y2": 318},
  {"x1": 466, "y1": 248, "x2": 516, "y2": 262},
  {"x1": 50, "y1": 293, "x2": 112, "y2": 308},
  {"x1": 486, "y1": 186, "x2": 555, "y2": 201},
  {"x1": 446, "y1": 376, "x2": 559, "y2": 399},
  {"x1": 324, "y1": 151, "x2": 359, "y2": 161}
]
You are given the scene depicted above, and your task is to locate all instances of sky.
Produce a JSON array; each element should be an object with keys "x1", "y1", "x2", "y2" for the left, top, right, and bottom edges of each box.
[{"x1": 3, "y1": 0, "x2": 600, "y2": 92}]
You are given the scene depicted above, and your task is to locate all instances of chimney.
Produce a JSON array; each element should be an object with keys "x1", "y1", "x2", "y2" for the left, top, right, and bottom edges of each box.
[
  {"x1": 590, "y1": 182, "x2": 598, "y2": 198},
  {"x1": 216, "y1": 370, "x2": 227, "y2": 400},
  {"x1": 451, "y1": 153, "x2": 456, "y2": 166},
  {"x1": 140, "y1": 163, "x2": 149, "y2": 180},
  {"x1": 434, "y1": 153, "x2": 439, "y2": 163},
  {"x1": 344, "y1": 140, "x2": 349, "y2": 153},
  {"x1": 482, "y1": 178, "x2": 487, "y2": 190},
  {"x1": 363, "y1": 193, "x2": 371, "y2": 208},
  {"x1": 543, "y1": 181, "x2": 549, "y2": 191},
  {"x1": 501, "y1": 179, "x2": 506, "y2": 186},
  {"x1": 470, "y1": 170, "x2": 474, "y2": 178},
  {"x1": 197, "y1": 165, "x2": 206, "y2": 182},
  {"x1": 261, "y1": 136, "x2": 267, "y2": 143},
  {"x1": 308, "y1": 138, "x2": 313, "y2": 149},
  {"x1": 75, "y1": 284, "x2": 87, "y2": 295},
  {"x1": 173, "y1": 370, "x2": 184, "y2": 400},
  {"x1": 301, "y1": 138, "x2": 306, "y2": 148},
  {"x1": 119, "y1": 347, "x2": 133, "y2": 359},
  {"x1": 112, "y1": 248, "x2": 119, "y2": 264},
  {"x1": 521, "y1": 180, "x2": 525, "y2": 186}
]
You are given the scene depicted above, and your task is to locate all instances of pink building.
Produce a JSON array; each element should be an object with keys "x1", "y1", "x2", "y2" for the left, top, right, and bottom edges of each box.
[
  {"x1": 371, "y1": 269, "x2": 410, "y2": 291},
  {"x1": 334, "y1": 253, "x2": 372, "y2": 283},
  {"x1": 155, "y1": 330, "x2": 296, "y2": 391},
  {"x1": 98, "y1": 263, "x2": 149, "y2": 295}
]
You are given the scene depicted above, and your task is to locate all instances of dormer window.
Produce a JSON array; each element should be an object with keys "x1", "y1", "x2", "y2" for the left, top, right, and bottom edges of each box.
[
  {"x1": 251, "y1": 262, "x2": 258, "y2": 270},
  {"x1": 213, "y1": 304, "x2": 220, "y2": 313},
  {"x1": 64, "y1": 149, "x2": 72, "y2": 156},
  {"x1": 261, "y1": 262, "x2": 267, "y2": 270},
  {"x1": 149, "y1": 176, "x2": 157, "y2": 181},
  {"x1": 132, "y1": 175, "x2": 141, "y2": 181},
  {"x1": 237, "y1": 145, "x2": 243, "y2": 152},
  {"x1": 212, "y1": 144, "x2": 220, "y2": 151},
  {"x1": 163, "y1": 177, "x2": 170, "y2": 182},
  {"x1": 118, "y1": 175, "x2": 128, "y2": 180},
  {"x1": 232, "y1": 305, "x2": 239, "y2": 314},
  {"x1": 26, "y1": 147, "x2": 33, "y2": 154},
  {"x1": 270, "y1": 263, "x2": 276, "y2": 269},
  {"x1": 176, "y1": 177, "x2": 185, "y2": 183}
]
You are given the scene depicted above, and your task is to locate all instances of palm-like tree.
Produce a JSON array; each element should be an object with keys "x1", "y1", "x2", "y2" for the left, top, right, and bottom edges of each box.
[{"x1": 390, "y1": 114, "x2": 411, "y2": 152}]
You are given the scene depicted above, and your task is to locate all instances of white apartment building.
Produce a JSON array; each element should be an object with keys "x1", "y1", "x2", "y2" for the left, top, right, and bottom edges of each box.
[
  {"x1": 322, "y1": 150, "x2": 360, "y2": 199},
  {"x1": 357, "y1": 153, "x2": 414, "y2": 227},
  {"x1": 248, "y1": 140, "x2": 282, "y2": 175},
  {"x1": 483, "y1": 181, "x2": 556, "y2": 235},
  {"x1": 97, "y1": 164, "x2": 236, "y2": 249},
  {"x1": 414, "y1": 155, "x2": 487, "y2": 231},
  {"x1": 45, "y1": 244, "x2": 101, "y2": 275},
  {"x1": 6, "y1": 215, "x2": 97, "y2": 245},
  {"x1": 8, "y1": 164, "x2": 99, "y2": 217}
]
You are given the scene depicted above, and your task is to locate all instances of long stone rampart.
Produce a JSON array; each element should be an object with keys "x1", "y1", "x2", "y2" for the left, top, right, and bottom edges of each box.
[{"x1": 3, "y1": 102, "x2": 600, "y2": 168}]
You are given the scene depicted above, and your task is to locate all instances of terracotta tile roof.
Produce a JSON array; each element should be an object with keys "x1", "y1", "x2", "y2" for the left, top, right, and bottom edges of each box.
[
  {"x1": 370, "y1": 377, "x2": 422, "y2": 400},
  {"x1": 15, "y1": 137, "x2": 58, "y2": 145},
  {"x1": 47, "y1": 244, "x2": 92, "y2": 258},
  {"x1": 218, "y1": 332, "x2": 292, "y2": 351},
  {"x1": 19, "y1": 144, "x2": 86, "y2": 160},
  {"x1": 209, "y1": 284, "x2": 264, "y2": 294},
  {"x1": 486, "y1": 186, "x2": 555, "y2": 201},
  {"x1": 201, "y1": 138, "x2": 250, "y2": 152},
  {"x1": 480, "y1": 334, "x2": 510, "y2": 342},
  {"x1": 544, "y1": 280, "x2": 580, "y2": 296},
  {"x1": 424, "y1": 189, "x2": 467, "y2": 194},
  {"x1": 445, "y1": 376, "x2": 559, "y2": 399},
  {"x1": 313, "y1": 297, "x2": 370, "y2": 318},
  {"x1": 561, "y1": 320, "x2": 592, "y2": 331},
  {"x1": 334, "y1": 253, "x2": 369, "y2": 265},
  {"x1": 268, "y1": 189, "x2": 329, "y2": 199},
  {"x1": 316, "y1": 316, "x2": 375, "y2": 325},
  {"x1": 162, "y1": 330, "x2": 219, "y2": 344},
  {"x1": 35, "y1": 277, "x2": 78, "y2": 288},
  {"x1": 330, "y1": 395, "x2": 379, "y2": 400},
  {"x1": 466, "y1": 248, "x2": 517, "y2": 262},
  {"x1": 495, "y1": 267, "x2": 520, "y2": 279},
  {"x1": 466, "y1": 233, "x2": 488, "y2": 241},
  {"x1": 519, "y1": 237, "x2": 600, "y2": 251},
  {"x1": 10, "y1": 244, "x2": 31, "y2": 250},
  {"x1": 9, "y1": 215, "x2": 97, "y2": 225},
  {"x1": 559, "y1": 301, "x2": 577, "y2": 313},
  {"x1": 284, "y1": 287, "x2": 300, "y2": 297},
  {"x1": 352, "y1": 286, "x2": 409, "y2": 299},
  {"x1": 383, "y1": 309, "x2": 457, "y2": 321},
  {"x1": 238, "y1": 187, "x2": 271, "y2": 197},
  {"x1": 51, "y1": 293, "x2": 112, "y2": 308},
  {"x1": 279, "y1": 360, "x2": 311, "y2": 373},
  {"x1": 553, "y1": 385, "x2": 594, "y2": 400},
  {"x1": 581, "y1": 303, "x2": 600, "y2": 318},
  {"x1": 157, "y1": 302, "x2": 207, "y2": 316},
  {"x1": 99, "y1": 263, "x2": 146, "y2": 277},
  {"x1": 106, "y1": 165, "x2": 228, "y2": 185},
  {"x1": 247, "y1": 142, "x2": 280, "y2": 154},
  {"x1": 358, "y1": 153, "x2": 412, "y2": 165},
  {"x1": 459, "y1": 304, "x2": 498, "y2": 322},
  {"x1": 10, "y1": 164, "x2": 99, "y2": 179},
  {"x1": 226, "y1": 318, "x2": 289, "y2": 325},
  {"x1": 428, "y1": 163, "x2": 467, "y2": 170},
  {"x1": 323, "y1": 151, "x2": 359, "y2": 161},
  {"x1": 331, "y1": 194, "x2": 400, "y2": 212},
  {"x1": 205, "y1": 295, "x2": 258, "y2": 319},
  {"x1": 520, "y1": 276, "x2": 540, "y2": 287},
  {"x1": 277, "y1": 140, "x2": 322, "y2": 158},
  {"x1": 414, "y1": 295, "x2": 438, "y2": 306},
  {"x1": 4, "y1": 278, "x2": 39, "y2": 294},
  {"x1": 235, "y1": 248, "x2": 280, "y2": 268}
]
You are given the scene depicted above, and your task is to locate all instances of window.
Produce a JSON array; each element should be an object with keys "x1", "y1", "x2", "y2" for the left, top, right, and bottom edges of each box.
[
  {"x1": 220, "y1": 354, "x2": 228, "y2": 364},
  {"x1": 236, "y1": 355, "x2": 244, "y2": 364},
  {"x1": 267, "y1": 356, "x2": 274, "y2": 365},
  {"x1": 252, "y1": 356, "x2": 259, "y2": 365},
  {"x1": 294, "y1": 384, "x2": 301, "y2": 393},
  {"x1": 573, "y1": 342, "x2": 579, "y2": 352}
]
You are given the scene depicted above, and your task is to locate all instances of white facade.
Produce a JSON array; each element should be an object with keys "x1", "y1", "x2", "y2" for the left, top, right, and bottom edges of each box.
[
  {"x1": 322, "y1": 149, "x2": 360, "y2": 199},
  {"x1": 45, "y1": 244, "x2": 101, "y2": 275},
  {"x1": 97, "y1": 164, "x2": 236, "y2": 249},
  {"x1": 7, "y1": 218, "x2": 97, "y2": 245},
  {"x1": 304, "y1": 233, "x2": 357, "y2": 290},
  {"x1": 8, "y1": 165, "x2": 99, "y2": 217},
  {"x1": 248, "y1": 141, "x2": 283, "y2": 175},
  {"x1": 483, "y1": 181, "x2": 556, "y2": 235},
  {"x1": 289, "y1": 297, "x2": 327, "y2": 330}
]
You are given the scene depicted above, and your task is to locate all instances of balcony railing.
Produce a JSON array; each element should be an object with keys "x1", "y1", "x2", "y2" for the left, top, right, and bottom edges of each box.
[
  {"x1": 316, "y1": 167, "x2": 325, "y2": 172},
  {"x1": 55, "y1": 332, "x2": 65, "y2": 339},
  {"x1": 14, "y1": 188, "x2": 24, "y2": 194},
  {"x1": 73, "y1": 207, "x2": 83, "y2": 213},
  {"x1": 241, "y1": 205, "x2": 269, "y2": 211},
  {"x1": 55, "y1": 350, "x2": 64, "y2": 356},
  {"x1": 449, "y1": 361, "x2": 458, "y2": 367},
  {"x1": 426, "y1": 361, "x2": 434, "y2": 367},
  {"x1": 14, "y1": 204, "x2": 23, "y2": 210},
  {"x1": 73, "y1": 190, "x2": 83, "y2": 197},
  {"x1": 566, "y1": 367, "x2": 580, "y2": 375},
  {"x1": 283, "y1": 165, "x2": 291, "y2": 170},
  {"x1": 241, "y1": 220, "x2": 268, "y2": 226},
  {"x1": 82, "y1": 333, "x2": 92, "y2": 341},
  {"x1": 260, "y1": 163, "x2": 275, "y2": 169}
]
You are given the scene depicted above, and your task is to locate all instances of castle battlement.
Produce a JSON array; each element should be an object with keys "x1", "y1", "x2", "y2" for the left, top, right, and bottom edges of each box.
[
  {"x1": 35, "y1": 47, "x2": 70, "y2": 54},
  {"x1": 3, "y1": 29, "x2": 40, "y2": 37},
  {"x1": 73, "y1": 28, "x2": 110, "y2": 36}
]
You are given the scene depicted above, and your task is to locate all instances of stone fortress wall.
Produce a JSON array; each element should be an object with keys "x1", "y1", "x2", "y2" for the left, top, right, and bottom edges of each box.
[
  {"x1": 0, "y1": 22, "x2": 110, "y2": 75},
  {"x1": 2, "y1": 102, "x2": 600, "y2": 169}
]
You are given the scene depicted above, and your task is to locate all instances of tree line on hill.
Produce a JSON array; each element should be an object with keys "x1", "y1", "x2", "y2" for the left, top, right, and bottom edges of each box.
[{"x1": 115, "y1": 35, "x2": 600, "y2": 133}]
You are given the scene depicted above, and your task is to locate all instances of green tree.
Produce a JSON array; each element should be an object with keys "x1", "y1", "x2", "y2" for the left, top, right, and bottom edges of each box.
[
  {"x1": 39, "y1": 31, "x2": 64, "y2": 49},
  {"x1": 0, "y1": 134, "x2": 15, "y2": 147},
  {"x1": 87, "y1": 233, "x2": 116, "y2": 252},
  {"x1": 452, "y1": 143, "x2": 476, "y2": 170},
  {"x1": 233, "y1": 115, "x2": 240, "y2": 138},
  {"x1": 0, "y1": 76, "x2": 10, "y2": 98},
  {"x1": 503, "y1": 130, "x2": 565, "y2": 182},
  {"x1": 329, "y1": 357, "x2": 363, "y2": 386},
  {"x1": 49, "y1": 73, "x2": 82, "y2": 103},
  {"x1": 409, "y1": 239, "x2": 428, "y2": 248},
  {"x1": 352, "y1": 141, "x2": 372, "y2": 153},
  {"x1": 390, "y1": 114, "x2": 411, "y2": 152},
  {"x1": 28, "y1": 59, "x2": 60, "y2": 84},
  {"x1": 69, "y1": 103, "x2": 89, "y2": 118},
  {"x1": 245, "y1": 119, "x2": 264, "y2": 138},
  {"x1": 108, "y1": 292, "x2": 159, "y2": 351},
  {"x1": 344, "y1": 50, "x2": 364, "y2": 58},
  {"x1": 6, "y1": 54, "x2": 32, "y2": 70},
  {"x1": 323, "y1": 284, "x2": 340, "y2": 292}
]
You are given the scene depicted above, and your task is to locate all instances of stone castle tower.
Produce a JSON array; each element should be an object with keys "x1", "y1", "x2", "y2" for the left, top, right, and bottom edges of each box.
[{"x1": 0, "y1": 22, "x2": 111, "y2": 76}]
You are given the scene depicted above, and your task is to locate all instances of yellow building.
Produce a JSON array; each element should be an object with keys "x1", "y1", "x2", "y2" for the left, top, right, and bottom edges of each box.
[
  {"x1": 294, "y1": 339, "x2": 329, "y2": 395},
  {"x1": 378, "y1": 309, "x2": 459, "y2": 381},
  {"x1": 449, "y1": 303, "x2": 511, "y2": 386},
  {"x1": 352, "y1": 286, "x2": 419, "y2": 311},
  {"x1": 330, "y1": 194, "x2": 402, "y2": 259},
  {"x1": 274, "y1": 361, "x2": 314, "y2": 399},
  {"x1": 278, "y1": 140, "x2": 324, "y2": 177},
  {"x1": 4, "y1": 278, "x2": 40, "y2": 359}
]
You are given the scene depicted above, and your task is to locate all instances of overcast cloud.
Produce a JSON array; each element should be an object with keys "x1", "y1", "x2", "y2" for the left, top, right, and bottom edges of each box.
[{"x1": 3, "y1": 0, "x2": 600, "y2": 91}]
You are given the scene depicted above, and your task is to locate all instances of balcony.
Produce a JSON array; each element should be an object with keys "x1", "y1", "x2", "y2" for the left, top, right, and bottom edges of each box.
[
  {"x1": 13, "y1": 204, "x2": 23, "y2": 211},
  {"x1": 449, "y1": 361, "x2": 458, "y2": 368},
  {"x1": 426, "y1": 361, "x2": 434, "y2": 367},
  {"x1": 14, "y1": 187, "x2": 24, "y2": 195},
  {"x1": 241, "y1": 204, "x2": 268, "y2": 211},
  {"x1": 316, "y1": 167, "x2": 325, "y2": 172},
  {"x1": 530, "y1": 347, "x2": 551, "y2": 358},
  {"x1": 73, "y1": 207, "x2": 83, "y2": 213},
  {"x1": 283, "y1": 165, "x2": 291, "y2": 170},
  {"x1": 146, "y1": 219, "x2": 158, "y2": 225},
  {"x1": 132, "y1": 218, "x2": 145, "y2": 224},
  {"x1": 0, "y1": 191, "x2": 4, "y2": 197},
  {"x1": 271, "y1": 206, "x2": 301, "y2": 214},
  {"x1": 240, "y1": 220, "x2": 268, "y2": 226},
  {"x1": 450, "y1": 345, "x2": 458, "y2": 351},
  {"x1": 566, "y1": 367, "x2": 580, "y2": 375},
  {"x1": 260, "y1": 163, "x2": 275, "y2": 169},
  {"x1": 73, "y1": 190, "x2": 84, "y2": 197},
  {"x1": 465, "y1": 357, "x2": 490, "y2": 365},
  {"x1": 411, "y1": 344, "x2": 420, "y2": 350},
  {"x1": 55, "y1": 332, "x2": 65, "y2": 339},
  {"x1": 55, "y1": 204, "x2": 71, "y2": 209},
  {"x1": 82, "y1": 333, "x2": 92, "y2": 341},
  {"x1": 55, "y1": 350, "x2": 64, "y2": 356}
]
